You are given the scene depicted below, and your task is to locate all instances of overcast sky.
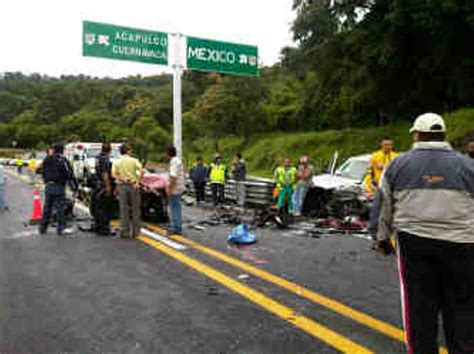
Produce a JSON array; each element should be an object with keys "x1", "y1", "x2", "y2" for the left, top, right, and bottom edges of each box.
[{"x1": 0, "y1": 0, "x2": 295, "y2": 78}]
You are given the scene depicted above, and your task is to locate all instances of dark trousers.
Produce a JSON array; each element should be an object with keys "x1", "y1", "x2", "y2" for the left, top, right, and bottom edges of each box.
[
  {"x1": 193, "y1": 181, "x2": 206, "y2": 203},
  {"x1": 90, "y1": 188, "x2": 113, "y2": 235},
  {"x1": 40, "y1": 183, "x2": 66, "y2": 235},
  {"x1": 397, "y1": 232, "x2": 474, "y2": 354},
  {"x1": 211, "y1": 183, "x2": 224, "y2": 206}
]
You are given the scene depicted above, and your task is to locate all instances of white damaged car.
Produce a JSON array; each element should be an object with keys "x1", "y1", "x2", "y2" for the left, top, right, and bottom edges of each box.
[
  {"x1": 303, "y1": 153, "x2": 371, "y2": 218},
  {"x1": 311, "y1": 154, "x2": 370, "y2": 192}
]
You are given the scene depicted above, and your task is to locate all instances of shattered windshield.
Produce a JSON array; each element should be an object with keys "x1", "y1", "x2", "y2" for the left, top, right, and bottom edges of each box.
[{"x1": 336, "y1": 159, "x2": 368, "y2": 181}]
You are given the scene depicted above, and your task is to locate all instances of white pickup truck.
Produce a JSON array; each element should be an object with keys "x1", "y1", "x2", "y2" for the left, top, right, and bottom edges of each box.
[{"x1": 65, "y1": 142, "x2": 121, "y2": 182}]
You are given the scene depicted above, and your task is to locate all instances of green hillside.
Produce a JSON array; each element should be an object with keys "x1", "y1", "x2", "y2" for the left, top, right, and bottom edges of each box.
[{"x1": 184, "y1": 108, "x2": 474, "y2": 177}]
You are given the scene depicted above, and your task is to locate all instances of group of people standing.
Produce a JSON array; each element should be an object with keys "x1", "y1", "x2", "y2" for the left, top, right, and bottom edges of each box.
[
  {"x1": 190, "y1": 152, "x2": 314, "y2": 215},
  {"x1": 35, "y1": 142, "x2": 185, "y2": 239},
  {"x1": 273, "y1": 156, "x2": 314, "y2": 216},
  {"x1": 189, "y1": 153, "x2": 247, "y2": 207},
  {"x1": 92, "y1": 144, "x2": 185, "y2": 238}
]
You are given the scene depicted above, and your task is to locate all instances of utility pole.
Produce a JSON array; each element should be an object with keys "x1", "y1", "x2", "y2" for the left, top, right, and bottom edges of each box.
[{"x1": 170, "y1": 33, "x2": 185, "y2": 159}]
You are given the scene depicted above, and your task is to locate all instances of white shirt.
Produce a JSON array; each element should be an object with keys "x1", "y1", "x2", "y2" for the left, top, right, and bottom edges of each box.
[{"x1": 169, "y1": 156, "x2": 185, "y2": 195}]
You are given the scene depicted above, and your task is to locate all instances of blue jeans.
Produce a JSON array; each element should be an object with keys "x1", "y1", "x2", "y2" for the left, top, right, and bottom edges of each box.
[
  {"x1": 169, "y1": 194, "x2": 182, "y2": 233},
  {"x1": 292, "y1": 184, "x2": 310, "y2": 215},
  {"x1": 40, "y1": 183, "x2": 66, "y2": 235}
]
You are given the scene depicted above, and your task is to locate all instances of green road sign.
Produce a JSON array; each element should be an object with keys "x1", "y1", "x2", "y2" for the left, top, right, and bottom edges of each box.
[
  {"x1": 83, "y1": 21, "x2": 168, "y2": 65},
  {"x1": 187, "y1": 37, "x2": 258, "y2": 76}
]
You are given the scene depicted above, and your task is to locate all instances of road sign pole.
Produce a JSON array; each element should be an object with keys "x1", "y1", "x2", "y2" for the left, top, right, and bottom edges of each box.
[
  {"x1": 170, "y1": 33, "x2": 185, "y2": 159},
  {"x1": 173, "y1": 67, "x2": 183, "y2": 159}
]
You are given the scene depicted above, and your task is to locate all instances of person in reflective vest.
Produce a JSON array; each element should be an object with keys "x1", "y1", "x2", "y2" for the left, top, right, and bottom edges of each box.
[
  {"x1": 16, "y1": 158, "x2": 23, "y2": 174},
  {"x1": 273, "y1": 158, "x2": 297, "y2": 213},
  {"x1": 209, "y1": 154, "x2": 228, "y2": 206}
]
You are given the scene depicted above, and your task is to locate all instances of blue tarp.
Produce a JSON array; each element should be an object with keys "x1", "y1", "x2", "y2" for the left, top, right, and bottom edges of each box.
[{"x1": 227, "y1": 223, "x2": 258, "y2": 245}]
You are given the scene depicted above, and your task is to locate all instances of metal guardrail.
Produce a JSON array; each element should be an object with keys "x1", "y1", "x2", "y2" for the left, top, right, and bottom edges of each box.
[{"x1": 185, "y1": 178, "x2": 275, "y2": 208}]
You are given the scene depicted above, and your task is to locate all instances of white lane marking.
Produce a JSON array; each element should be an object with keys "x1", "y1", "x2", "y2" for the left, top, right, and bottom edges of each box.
[
  {"x1": 67, "y1": 193, "x2": 188, "y2": 251},
  {"x1": 140, "y1": 228, "x2": 187, "y2": 251},
  {"x1": 349, "y1": 233, "x2": 372, "y2": 241}
]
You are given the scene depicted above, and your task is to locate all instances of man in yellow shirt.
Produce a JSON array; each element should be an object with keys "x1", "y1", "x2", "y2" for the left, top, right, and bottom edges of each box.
[
  {"x1": 112, "y1": 144, "x2": 144, "y2": 239},
  {"x1": 364, "y1": 137, "x2": 399, "y2": 199}
]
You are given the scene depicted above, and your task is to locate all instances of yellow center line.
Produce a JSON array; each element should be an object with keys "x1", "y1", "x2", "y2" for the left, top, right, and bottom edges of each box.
[
  {"x1": 138, "y1": 234, "x2": 373, "y2": 354},
  {"x1": 5, "y1": 171, "x2": 446, "y2": 354},
  {"x1": 145, "y1": 224, "x2": 448, "y2": 354}
]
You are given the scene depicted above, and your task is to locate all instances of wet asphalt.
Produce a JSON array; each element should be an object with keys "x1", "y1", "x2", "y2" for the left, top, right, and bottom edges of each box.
[{"x1": 0, "y1": 170, "x2": 411, "y2": 353}]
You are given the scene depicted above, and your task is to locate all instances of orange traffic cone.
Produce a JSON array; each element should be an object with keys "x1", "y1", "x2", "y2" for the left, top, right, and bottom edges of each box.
[{"x1": 29, "y1": 188, "x2": 43, "y2": 225}]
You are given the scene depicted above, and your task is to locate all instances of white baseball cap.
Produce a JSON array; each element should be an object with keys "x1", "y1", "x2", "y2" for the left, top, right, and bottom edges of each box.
[{"x1": 409, "y1": 113, "x2": 446, "y2": 133}]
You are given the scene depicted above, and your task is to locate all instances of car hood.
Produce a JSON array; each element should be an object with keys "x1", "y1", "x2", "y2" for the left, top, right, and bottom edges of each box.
[{"x1": 311, "y1": 174, "x2": 360, "y2": 190}]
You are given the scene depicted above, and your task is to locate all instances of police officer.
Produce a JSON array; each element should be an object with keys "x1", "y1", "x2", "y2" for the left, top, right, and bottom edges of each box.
[
  {"x1": 375, "y1": 113, "x2": 474, "y2": 353},
  {"x1": 39, "y1": 143, "x2": 78, "y2": 236},
  {"x1": 90, "y1": 142, "x2": 115, "y2": 236}
]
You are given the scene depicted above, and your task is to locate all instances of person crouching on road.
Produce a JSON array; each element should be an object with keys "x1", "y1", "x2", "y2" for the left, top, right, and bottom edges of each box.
[
  {"x1": 112, "y1": 144, "x2": 144, "y2": 239},
  {"x1": 189, "y1": 156, "x2": 208, "y2": 204},
  {"x1": 209, "y1": 154, "x2": 228, "y2": 207},
  {"x1": 292, "y1": 155, "x2": 314, "y2": 217},
  {"x1": 39, "y1": 143, "x2": 79, "y2": 236},
  {"x1": 374, "y1": 113, "x2": 474, "y2": 354},
  {"x1": 91, "y1": 142, "x2": 115, "y2": 236},
  {"x1": 166, "y1": 146, "x2": 185, "y2": 235},
  {"x1": 232, "y1": 153, "x2": 247, "y2": 207},
  {"x1": 274, "y1": 158, "x2": 297, "y2": 214}
]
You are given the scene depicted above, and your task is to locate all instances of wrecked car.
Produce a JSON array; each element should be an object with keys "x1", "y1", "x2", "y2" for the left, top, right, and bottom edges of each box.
[{"x1": 303, "y1": 154, "x2": 371, "y2": 220}]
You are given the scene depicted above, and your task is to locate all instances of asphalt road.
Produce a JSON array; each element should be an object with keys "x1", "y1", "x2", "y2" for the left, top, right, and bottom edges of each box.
[{"x1": 0, "y1": 169, "x2": 432, "y2": 353}]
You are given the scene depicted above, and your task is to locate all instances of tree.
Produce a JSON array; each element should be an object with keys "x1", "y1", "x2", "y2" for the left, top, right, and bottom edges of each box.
[{"x1": 192, "y1": 76, "x2": 268, "y2": 140}]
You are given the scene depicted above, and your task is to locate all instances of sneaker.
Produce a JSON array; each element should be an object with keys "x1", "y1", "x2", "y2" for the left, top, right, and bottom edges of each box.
[
  {"x1": 59, "y1": 228, "x2": 74, "y2": 236},
  {"x1": 166, "y1": 229, "x2": 182, "y2": 236},
  {"x1": 39, "y1": 225, "x2": 47, "y2": 235}
]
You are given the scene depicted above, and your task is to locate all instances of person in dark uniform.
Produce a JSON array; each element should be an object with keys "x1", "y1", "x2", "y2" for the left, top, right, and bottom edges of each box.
[
  {"x1": 39, "y1": 143, "x2": 78, "y2": 236},
  {"x1": 189, "y1": 156, "x2": 208, "y2": 204},
  {"x1": 90, "y1": 143, "x2": 115, "y2": 236}
]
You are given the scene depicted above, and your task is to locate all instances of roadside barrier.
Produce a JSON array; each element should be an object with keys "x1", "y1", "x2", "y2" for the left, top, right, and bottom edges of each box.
[{"x1": 185, "y1": 178, "x2": 275, "y2": 209}]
